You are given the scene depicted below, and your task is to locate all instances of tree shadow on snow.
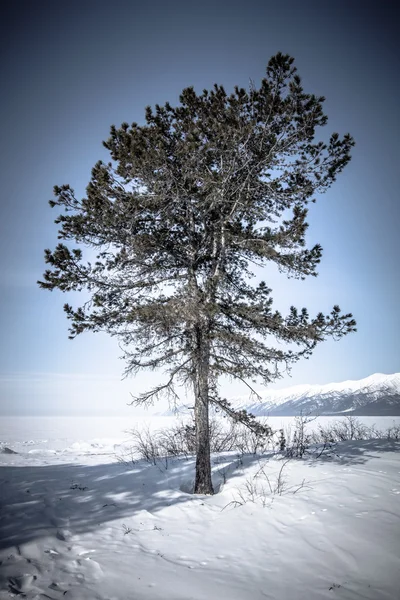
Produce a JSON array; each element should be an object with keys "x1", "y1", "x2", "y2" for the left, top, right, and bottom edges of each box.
[
  {"x1": 0, "y1": 452, "x2": 260, "y2": 550},
  {"x1": 305, "y1": 438, "x2": 400, "y2": 467},
  {"x1": 1, "y1": 440, "x2": 398, "y2": 550}
]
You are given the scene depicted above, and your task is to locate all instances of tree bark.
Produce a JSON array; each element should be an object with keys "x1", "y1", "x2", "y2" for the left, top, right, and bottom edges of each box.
[{"x1": 193, "y1": 325, "x2": 214, "y2": 495}]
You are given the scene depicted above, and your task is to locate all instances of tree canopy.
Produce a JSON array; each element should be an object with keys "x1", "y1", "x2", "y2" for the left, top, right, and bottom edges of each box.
[{"x1": 39, "y1": 53, "x2": 356, "y2": 493}]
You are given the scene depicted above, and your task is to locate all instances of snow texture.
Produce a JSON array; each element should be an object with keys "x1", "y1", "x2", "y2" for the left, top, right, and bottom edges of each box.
[{"x1": 0, "y1": 416, "x2": 399, "y2": 599}]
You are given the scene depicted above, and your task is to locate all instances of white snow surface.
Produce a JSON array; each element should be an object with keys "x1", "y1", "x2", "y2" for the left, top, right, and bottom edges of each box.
[{"x1": 1, "y1": 416, "x2": 400, "y2": 599}]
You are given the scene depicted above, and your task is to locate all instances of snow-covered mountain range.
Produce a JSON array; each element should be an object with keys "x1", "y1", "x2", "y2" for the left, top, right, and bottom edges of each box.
[{"x1": 229, "y1": 373, "x2": 400, "y2": 416}]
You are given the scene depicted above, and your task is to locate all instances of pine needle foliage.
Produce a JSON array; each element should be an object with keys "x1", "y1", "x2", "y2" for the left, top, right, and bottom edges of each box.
[{"x1": 39, "y1": 53, "x2": 356, "y2": 493}]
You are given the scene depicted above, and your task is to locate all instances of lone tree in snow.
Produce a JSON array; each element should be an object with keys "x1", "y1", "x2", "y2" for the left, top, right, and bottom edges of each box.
[{"x1": 39, "y1": 53, "x2": 356, "y2": 494}]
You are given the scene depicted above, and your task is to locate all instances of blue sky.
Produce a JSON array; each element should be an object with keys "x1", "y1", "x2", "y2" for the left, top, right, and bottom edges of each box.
[{"x1": 0, "y1": 0, "x2": 398, "y2": 415}]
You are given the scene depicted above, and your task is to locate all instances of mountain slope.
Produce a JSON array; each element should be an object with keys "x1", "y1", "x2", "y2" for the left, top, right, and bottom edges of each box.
[{"x1": 230, "y1": 373, "x2": 400, "y2": 416}]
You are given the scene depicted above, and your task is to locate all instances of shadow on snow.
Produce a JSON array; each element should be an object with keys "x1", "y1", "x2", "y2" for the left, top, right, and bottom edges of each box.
[
  {"x1": 0, "y1": 452, "x2": 259, "y2": 550},
  {"x1": 0, "y1": 439, "x2": 399, "y2": 549}
]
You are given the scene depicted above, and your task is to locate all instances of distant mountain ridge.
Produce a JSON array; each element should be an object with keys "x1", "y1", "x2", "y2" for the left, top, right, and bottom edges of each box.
[
  {"x1": 229, "y1": 373, "x2": 400, "y2": 416},
  {"x1": 156, "y1": 373, "x2": 400, "y2": 416}
]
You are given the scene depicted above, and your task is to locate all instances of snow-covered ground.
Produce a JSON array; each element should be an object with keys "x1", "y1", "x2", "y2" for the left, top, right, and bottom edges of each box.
[{"x1": 1, "y1": 416, "x2": 400, "y2": 599}]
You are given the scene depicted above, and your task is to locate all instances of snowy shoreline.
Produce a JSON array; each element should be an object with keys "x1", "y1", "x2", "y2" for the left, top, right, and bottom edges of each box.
[
  {"x1": 1, "y1": 415, "x2": 399, "y2": 464},
  {"x1": 1, "y1": 417, "x2": 399, "y2": 599}
]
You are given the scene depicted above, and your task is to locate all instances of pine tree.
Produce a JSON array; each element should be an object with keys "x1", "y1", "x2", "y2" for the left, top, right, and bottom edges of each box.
[{"x1": 39, "y1": 53, "x2": 356, "y2": 494}]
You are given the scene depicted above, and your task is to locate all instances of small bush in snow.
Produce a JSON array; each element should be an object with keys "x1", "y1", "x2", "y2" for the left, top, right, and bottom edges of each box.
[
  {"x1": 311, "y1": 416, "x2": 384, "y2": 446},
  {"x1": 278, "y1": 429, "x2": 286, "y2": 452},
  {"x1": 226, "y1": 458, "x2": 311, "y2": 509},
  {"x1": 127, "y1": 426, "x2": 162, "y2": 465},
  {"x1": 235, "y1": 417, "x2": 273, "y2": 456},
  {"x1": 284, "y1": 414, "x2": 316, "y2": 458},
  {"x1": 276, "y1": 415, "x2": 398, "y2": 460},
  {"x1": 329, "y1": 416, "x2": 369, "y2": 441},
  {"x1": 385, "y1": 423, "x2": 400, "y2": 440},
  {"x1": 119, "y1": 415, "x2": 399, "y2": 470},
  {"x1": 122, "y1": 415, "x2": 274, "y2": 465}
]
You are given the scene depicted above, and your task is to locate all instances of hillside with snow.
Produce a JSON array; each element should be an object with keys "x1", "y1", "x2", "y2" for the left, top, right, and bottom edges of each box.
[{"x1": 229, "y1": 373, "x2": 400, "y2": 416}]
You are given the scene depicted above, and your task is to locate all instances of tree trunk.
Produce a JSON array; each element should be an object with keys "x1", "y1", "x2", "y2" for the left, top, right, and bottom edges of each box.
[{"x1": 193, "y1": 326, "x2": 214, "y2": 495}]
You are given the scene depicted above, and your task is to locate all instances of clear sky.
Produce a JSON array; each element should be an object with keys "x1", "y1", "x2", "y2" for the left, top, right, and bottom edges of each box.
[{"x1": 0, "y1": 0, "x2": 399, "y2": 416}]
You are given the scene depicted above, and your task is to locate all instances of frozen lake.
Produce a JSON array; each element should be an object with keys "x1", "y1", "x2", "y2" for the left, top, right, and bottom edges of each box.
[
  {"x1": 1, "y1": 414, "x2": 400, "y2": 440},
  {"x1": 1, "y1": 415, "x2": 399, "y2": 465}
]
